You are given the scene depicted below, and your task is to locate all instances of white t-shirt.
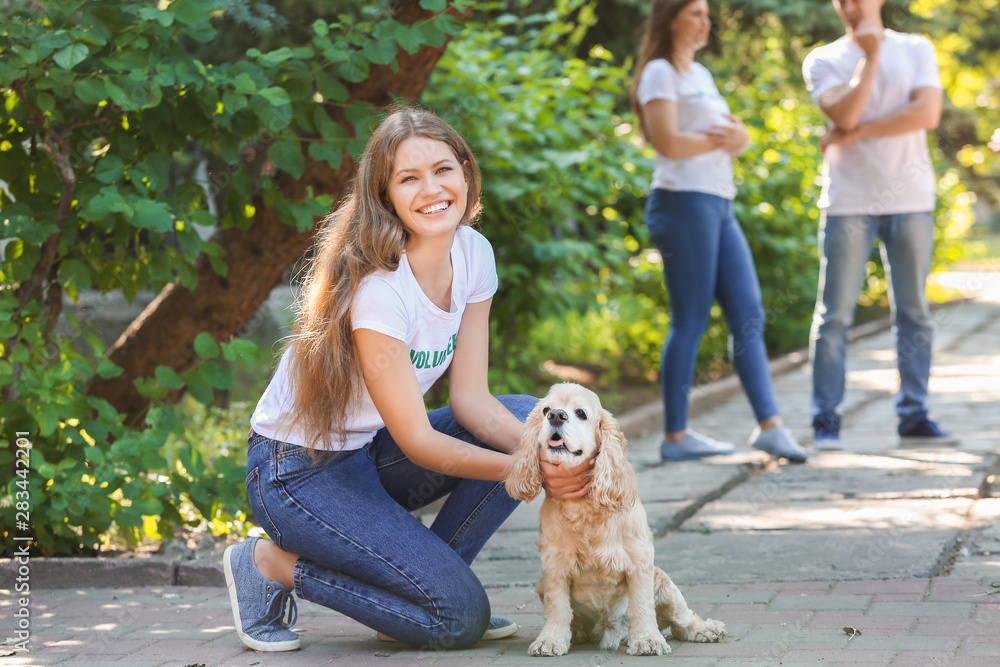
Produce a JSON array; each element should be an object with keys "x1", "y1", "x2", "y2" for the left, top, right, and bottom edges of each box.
[
  {"x1": 636, "y1": 59, "x2": 737, "y2": 200},
  {"x1": 250, "y1": 225, "x2": 499, "y2": 451},
  {"x1": 803, "y1": 29, "x2": 941, "y2": 215}
]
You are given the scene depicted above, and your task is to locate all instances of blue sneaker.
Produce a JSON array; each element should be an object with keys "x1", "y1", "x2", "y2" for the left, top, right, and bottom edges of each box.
[
  {"x1": 377, "y1": 615, "x2": 518, "y2": 642},
  {"x1": 223, "y1": 537, "x2": 300, "y2": 652},
  {"x1": 812, "y1": 415, "x2": 842, "y2": 451},
  {"x1": 660, "y1": 430, "x2": 736, "y2": 461},
  {"x1": 898, "y1": 418, "x2": 959, "y2": 445},
  {"x1": 749, "y1": 426, "x2": 809, "y2": 463}
]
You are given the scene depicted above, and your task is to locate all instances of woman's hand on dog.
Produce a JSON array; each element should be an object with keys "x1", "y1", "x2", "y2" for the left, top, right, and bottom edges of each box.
[{"x1": 539, "y1": 457, "x2": 595, "y2": 500}]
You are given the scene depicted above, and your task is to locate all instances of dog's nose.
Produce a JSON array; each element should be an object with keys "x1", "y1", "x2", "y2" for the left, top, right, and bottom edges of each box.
[{"x1": 547, "y1": 409, "x2": 568, "y2": 426}]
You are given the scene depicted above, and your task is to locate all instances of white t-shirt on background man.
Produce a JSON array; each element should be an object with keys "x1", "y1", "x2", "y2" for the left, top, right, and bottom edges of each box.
[
  {"x1": 636, "y1": 58, "x2": 737, "y2": 200},
  {"x1": 251, "y1": 225, "x2": 499, "y2": 451},
  {"x1": 803, "y1": 29, "x2": 942, "y2": 215}
]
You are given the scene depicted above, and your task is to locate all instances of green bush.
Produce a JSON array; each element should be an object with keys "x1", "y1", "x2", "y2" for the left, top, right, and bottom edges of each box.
[
  {"x1": 422, "y1": 0, "x2": 654, "y2": 396},
  {"x1": 0, "y1": 0, "x2": 463, "y2": 555}
]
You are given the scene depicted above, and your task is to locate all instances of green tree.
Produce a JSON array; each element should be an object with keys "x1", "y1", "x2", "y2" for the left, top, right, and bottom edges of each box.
[
  {"x1": 0, "y1": 0, "x2": 470, "y2": 555},
  {"x1": 423, "y1": 0, "x2": 653, "y2": 392}
]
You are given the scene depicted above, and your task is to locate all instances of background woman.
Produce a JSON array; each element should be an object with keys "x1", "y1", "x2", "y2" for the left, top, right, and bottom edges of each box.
[
  {"x1": 631, "y1": 0, "x2": 810, "y2": 463},
  {"x1": 224, "y1": 108, "x2": 592, "y2": 652}
]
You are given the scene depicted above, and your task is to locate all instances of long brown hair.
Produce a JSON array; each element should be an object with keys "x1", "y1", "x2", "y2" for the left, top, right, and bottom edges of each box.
[
  {"x1": 630, "y1": 0, "x2": 701, "y2": 141},
  {"x1": 283, "y1": 107, "x2": 482, "y2": 450}
]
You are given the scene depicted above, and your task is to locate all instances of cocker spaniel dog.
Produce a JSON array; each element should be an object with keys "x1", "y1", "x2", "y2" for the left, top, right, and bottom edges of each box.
[{"x1": 506, "y1": 383, "x2": 725, "y2": 656}]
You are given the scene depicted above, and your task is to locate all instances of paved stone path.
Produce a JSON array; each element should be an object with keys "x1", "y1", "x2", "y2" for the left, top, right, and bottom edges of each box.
[{"x1": 3, "y1": 272, "x2": 999, "y2": 665}]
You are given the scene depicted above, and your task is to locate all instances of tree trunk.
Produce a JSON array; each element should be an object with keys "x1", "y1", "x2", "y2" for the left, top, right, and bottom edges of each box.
[{"x1": 87, "y1": 0, "x2": 462, "y2": 424}]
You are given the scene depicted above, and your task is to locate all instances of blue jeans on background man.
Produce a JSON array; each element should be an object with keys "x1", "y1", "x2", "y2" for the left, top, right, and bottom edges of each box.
[
  {"x1": 245, "y1": 394, "x2": 535, "y2": 650},
  {"x1": 809, "y1": 211, "x2": 935, "y2": 432},
  {"x1": 644, "y1": 188, "x2": 779, "y2": 433}
]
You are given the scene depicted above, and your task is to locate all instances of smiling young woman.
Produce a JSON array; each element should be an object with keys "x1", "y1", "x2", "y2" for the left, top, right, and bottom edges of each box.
[{"x1": 221, "y1": 107, "x2": 594, "y2": 653}]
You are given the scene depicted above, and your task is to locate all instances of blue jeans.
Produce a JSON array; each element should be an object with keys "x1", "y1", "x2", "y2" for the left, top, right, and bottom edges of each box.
[
  {"x1": 245, "y1": 394, "x2": 536, "y2": 649},
  {"x1": 645, "y1": 189, "x2": 779, "y2": 433},
  {"x1": 809, "y1": 211, "x2": 935, "y2": 430}
]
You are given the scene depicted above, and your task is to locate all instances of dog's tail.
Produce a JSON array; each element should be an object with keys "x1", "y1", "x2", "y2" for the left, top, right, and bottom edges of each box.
[{"x1": 653, "y1": 567, "x2": 725, "y2": 642}]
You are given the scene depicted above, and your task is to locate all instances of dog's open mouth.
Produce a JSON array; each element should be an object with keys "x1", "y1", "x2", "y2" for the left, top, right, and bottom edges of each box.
[{"x1": 548, "y1": 433, "x2": 583, "y2": 456}]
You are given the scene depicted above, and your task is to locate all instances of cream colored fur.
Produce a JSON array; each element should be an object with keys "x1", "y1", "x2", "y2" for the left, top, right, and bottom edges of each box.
[{"x1": 506, "y1": 383, "x2": 726, "y2": 656}]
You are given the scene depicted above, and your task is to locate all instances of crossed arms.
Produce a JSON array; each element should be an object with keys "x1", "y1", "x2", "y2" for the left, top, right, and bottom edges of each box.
[{"x1": 816, "y1": 30, "x2": 942, "y2": 151}]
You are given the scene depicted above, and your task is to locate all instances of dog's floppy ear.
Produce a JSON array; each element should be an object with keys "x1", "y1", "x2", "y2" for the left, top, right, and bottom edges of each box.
[
  {"x1": 505, "y1": 403, "x2": 545, "y2": 502},
  {"x1": 591, "y1": 408, "x2": 638, "y2": 512}
]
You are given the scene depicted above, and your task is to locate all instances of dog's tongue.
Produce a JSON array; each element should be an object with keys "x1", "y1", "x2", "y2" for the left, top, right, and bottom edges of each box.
[{"x1": 549, "y1": 435, "x2": 563, "y2": 445}]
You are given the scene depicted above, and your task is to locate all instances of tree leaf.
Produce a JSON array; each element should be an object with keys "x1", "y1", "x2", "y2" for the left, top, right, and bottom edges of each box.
[
  {"x1": 57, "y1": 258, "x2": 92, "y2": 290},
  {"x1": 314, "y1": 70, "x2": 348, "y2": 102},
  {"x1": 268, "y1": 140, "x2": 305, "y2": 178},
  {"x1": 179, "y1": 444, "x2": 206, "y2": 478},
  {"x1": 154, "y1": 365, "x2": 185, "y2": 390},
  {"x1": 259, "y1": 47, "x2": 293, "y2": 67},
  {"x1": 308, "y1": 141, "x2": 343, "y2": 169},
  {"x1": 184, "y1": 370, "x2": 214, "y2": 406},
  {"x1": 74, "y1": 77, "x2": 107, "y2": 103},
  {"x1": 114, "y1": 507, "x2": 143, "y2": 528},
  {"x1": 193, "y1": 332, "x2": 220, "y2": 359},
  {"x1": 94, "y1": 155, "x2": 124, "y2": 184},
  {"x1": 134, "y1": 496, "x2": 164, "y2": 516},
  {"x1": 258, "y1": 86, "x2": 290, "y2": 107},
  {"x1": 35, "y1": 402, "x2": 60, "y2": 437},
  {"x1": 396, "y1": 24, "x2": 427, "y2": 55},
  {"x1": 131, "y1": 200, "x2": 174, "y2": 232},
  {"x1": 169, "y1": 0, "x2": 217, "y2": 25},
  {"x1": 53, "y1": 43, "x2": 88, "y2": 70},
  {"x1": 232, "y1": 72, "x2": 257, "y2": 93},
  {"x1": 221, "y1": 338, "x2": 257, "y2": 362},
  {"x1": 339, "y1": 56, "x2": 369, "y2": 83},
  {"x1": 95, "y1": 358, "x2": 124, "y2": 379},
  {"x1": 199, "y1": 360, "x2": 232, "y2": 389},
  {"x1": 36, "y1": 92, "x2": 55, "y2": 112},
  {"x1": 363, "y1": 39, "x2": 397, "y2": 66}
]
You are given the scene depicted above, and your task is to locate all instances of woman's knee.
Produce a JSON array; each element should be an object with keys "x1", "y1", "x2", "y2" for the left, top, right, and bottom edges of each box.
[
  {"x1": 421, "y1": 582, "x2": 490, "y2": 650},
  {"x1": 666, "y1": 317, "x2": 711, "y2": 348}
]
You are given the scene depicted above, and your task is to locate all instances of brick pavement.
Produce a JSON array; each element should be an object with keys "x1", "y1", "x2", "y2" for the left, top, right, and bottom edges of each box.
[{"x1": 1, "y1": 577, "x2": 998, "y2": 665}]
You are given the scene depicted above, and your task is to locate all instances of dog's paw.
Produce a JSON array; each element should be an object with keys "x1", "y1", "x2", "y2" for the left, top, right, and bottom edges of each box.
[
  {"x1": 689, "y1": 618, "x2": 726, "y2": 643},
  {"x1": 627, "y1": 633, "x2": 670, "y2": 656},
  {"x1": 528, "y1": 635, "x2": 571, "y2": 657}
]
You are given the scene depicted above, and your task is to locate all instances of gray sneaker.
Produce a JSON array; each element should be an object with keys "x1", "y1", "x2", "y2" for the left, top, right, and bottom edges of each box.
[
  {"x1": 749, "y1": 426, "x2": 809, "y2": 463},
  {"x1": 660, "y1": 430, "x2": 736, "y2": 461},
  {"x1": 223, "y1": 537, "x2": 300, "y2": 652}
]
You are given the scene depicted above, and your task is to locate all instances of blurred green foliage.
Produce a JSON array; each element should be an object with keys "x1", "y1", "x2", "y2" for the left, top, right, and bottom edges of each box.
[
  {"x1": 0, "y1": 0, "x2": 990, "y2": 553},
  {"x1": 0, "y1": 0, "x2": 465, "y2": 554}
]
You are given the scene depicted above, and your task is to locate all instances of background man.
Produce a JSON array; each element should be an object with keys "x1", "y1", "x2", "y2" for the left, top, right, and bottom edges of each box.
[{"x1": 803, "y1": 0, "x2": 954, "y2": 448}]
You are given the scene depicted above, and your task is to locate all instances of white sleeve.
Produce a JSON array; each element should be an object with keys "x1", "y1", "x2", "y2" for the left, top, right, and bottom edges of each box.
[
  {"x1": 911, "y1": 36, "x2": 942, "y2": 90},
  {"x1": 803, "y1": 48, "x2": 842, "y2": 105},
  {"x1": 637, "y1": 59, "x2": 678, "y2": 106},
  {"x1": 468, "y1": 229, "x2": 499, "y2": 304},
  {"x1": 351, "y1": 276, "x2": 409, "y2": 341}
]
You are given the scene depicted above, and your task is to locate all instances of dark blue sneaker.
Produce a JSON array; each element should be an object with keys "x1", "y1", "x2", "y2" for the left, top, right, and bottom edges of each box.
[
  {"x1": 812, "y1": 415, "x2": 842, "y2": 451},
  {"x1": 898, "y1": 418, "x2": 959, "y2": 445},
  {"x1": 223, "y1": 537, "x2": 300, "y2": 652}
]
